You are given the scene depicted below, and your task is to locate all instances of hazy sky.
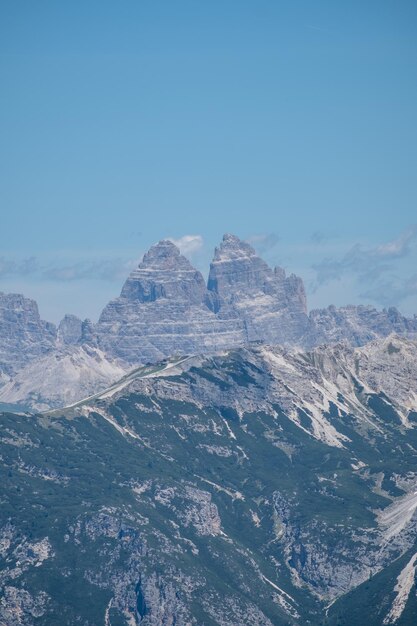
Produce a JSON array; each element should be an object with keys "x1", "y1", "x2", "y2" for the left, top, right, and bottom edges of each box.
[{"x1": 1, "y1": 1, "x2": 417, "y2": 323}]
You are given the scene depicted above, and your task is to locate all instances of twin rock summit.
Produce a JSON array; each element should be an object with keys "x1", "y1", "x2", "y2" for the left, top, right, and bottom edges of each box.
[{"x1": 1, "y1": 233, "x2": 416, "y2": 409}]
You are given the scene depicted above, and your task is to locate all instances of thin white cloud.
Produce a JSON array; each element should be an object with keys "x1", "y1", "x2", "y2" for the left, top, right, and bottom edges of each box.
[
  {"x1": 168, "y1": 234, "x2": 204, "y2": 256},
  {"x1": 312, "y1": 225, "x2": 417, "y2": 289},
  {"x1": 43, "y1": 258, "x2": 137, "y2": 282},
  {"x1": 375, "y1": 227, "x2": 417, "y2": 258},
  {"x1": 0, "y1": 256, "x2": 39, "y2": 278},
  {"x1": 0, "y1": 256, "x2": 138, "y2": 283},
  {"x1": 360, "y1": 273, "x2": 417, "y2": 308}
]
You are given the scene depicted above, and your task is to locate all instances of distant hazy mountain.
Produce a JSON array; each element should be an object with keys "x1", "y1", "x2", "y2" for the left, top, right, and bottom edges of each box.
[
  {"x1": 0, "y1": 234, "x2": 416, "y2": 410},
  {"x1": 0, "y1": 345, "x2": 128, "y2": 411},
  {"x1": 1, "y1": 334, "x2": 417, "y2": 625},
  {"x1": 0, "y1": 292, "x2": 57, "y2": 377}
]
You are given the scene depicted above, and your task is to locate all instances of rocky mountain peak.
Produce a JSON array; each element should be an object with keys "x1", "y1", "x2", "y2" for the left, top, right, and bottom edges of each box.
[
  {"x1": 80, "y1": 318, "x2": 98, "y2": 347},
  {"x1": 141, "y1": 239, "x2": 186, "y2": 269},
  {"x1": 0, "y1": 292, "x2": 57, "y2": 376},
  {"x1": 206, "y1": 234, "x2": 309, "y2": 344},
  {"x1": 212, "y1": 233, "x2": 256, "y2": 262},
  {"x1": 57, "y1": 314, "x2": 83, "y2": 345},
  {"x1": 119, "y1": 240, "x2": 206, "y2": 303},
  {"x1": 208, "y1": 234, "x2": 270, "y2": 296}
]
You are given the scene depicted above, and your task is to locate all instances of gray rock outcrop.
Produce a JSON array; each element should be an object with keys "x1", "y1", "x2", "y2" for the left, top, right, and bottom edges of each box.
[
  {"x1": 207, "y1": 233, "x2": 309, "y2": 344},
  {"x1": 308, "y1": 304, "x2": 417, "y2": 348},
  {"x1": 0, "y1": 292, "x2": 56, "y2": 377},
  {"x1": 95, "y1": 235, "x2": 311, "y2": 364},
  {"x1": 94, "y1": 233, "x2": 416, "y2": 366},
  {"x1": 57, "y1": 314, "x2": 83, "y2": 345},
  {"x1": 95, "y1": 239, "x2": 246, "y2": 363}
]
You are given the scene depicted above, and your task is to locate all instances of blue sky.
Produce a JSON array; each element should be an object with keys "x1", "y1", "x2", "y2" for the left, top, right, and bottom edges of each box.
[{"x1": 1, "y1": 1, "x2": 417, "y2": 322}]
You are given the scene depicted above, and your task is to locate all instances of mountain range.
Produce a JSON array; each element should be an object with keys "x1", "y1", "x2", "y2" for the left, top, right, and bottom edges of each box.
[
  {"x1": 1, "y1": 334, "x2": 417, "y2": 624},
  {"x1": 0, "y1": 234, "x2": 416, "y2": 411},
  {"x1": 1, "y1": 233, "x2": 417, "y2": 624}
]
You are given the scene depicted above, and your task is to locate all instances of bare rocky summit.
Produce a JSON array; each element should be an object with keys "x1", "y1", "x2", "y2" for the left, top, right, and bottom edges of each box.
[
  {"x1": 95, "y1": 238, "x2": 245, "y2": 364},
  {"x1": 207, "y1": 233, "x2": 309, "y2": 344},
  {"x1": 57, "y1": 314, "x2": 83, "y2": 346},
  {"x1": 94, "y1": 234, "x2": 311, "y2": 365},
  {"x1": 93, "y1": 233, "x2": 416, "y2": 367},
  {"x1": 308, "y1": 303, "x2": 417, "y2": 348},
  {"x1": 0, "y1": 292, "x2": 57, "y2": 377}
]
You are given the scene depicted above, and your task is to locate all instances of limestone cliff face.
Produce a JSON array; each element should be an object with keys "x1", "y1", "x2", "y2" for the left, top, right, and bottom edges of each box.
[
  {"x1": 94, "y1": 235, "x2": 312, "y2": 364},
  {"x1": 307, "y1": 304, "x2": 417, "y2": 348},
  {"x1": 92, "y1": 234, "x2": 416, "y2": 364},
  {"x1": 0, "y1": 292, "x2": 56, "y2": 377},
  {"x1": 120, "y1": 240, "x2": 207, "y2": 305},
  {"x1": 57, "y1": 314, "x2": 83, "y2": 346},
  {"x1": 207, "y1": 234, "x2": 309, "y2": 344},
  {"x1": 95, "y1": 240, "x2": 245, "y2": 363}
]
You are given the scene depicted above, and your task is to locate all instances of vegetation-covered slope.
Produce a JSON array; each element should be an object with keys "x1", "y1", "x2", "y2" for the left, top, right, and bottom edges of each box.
[{"x1": 1, "y1": 337, "x2": 417, "y2": 625}]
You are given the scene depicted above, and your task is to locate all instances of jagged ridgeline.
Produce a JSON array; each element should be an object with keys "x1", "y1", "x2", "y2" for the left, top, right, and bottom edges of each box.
[
  {"x1": 0, "y1": 234, "x2": 416, "y2": 411},
  {"x1": 1, "y1": 336, "x2": 417, "y2": 624}
]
